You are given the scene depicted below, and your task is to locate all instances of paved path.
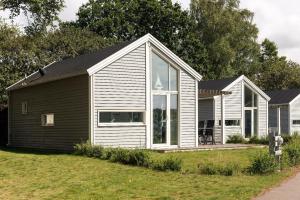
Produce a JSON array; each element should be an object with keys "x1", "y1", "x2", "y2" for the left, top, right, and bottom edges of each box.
[{"x1": 255, "y1": 172, "x2": 300, "y2": 200}]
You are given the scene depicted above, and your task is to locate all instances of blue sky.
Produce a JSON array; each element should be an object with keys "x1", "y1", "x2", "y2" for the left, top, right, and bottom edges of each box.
[{"x1": 1, "y1": 0, "x2": 299, "y2": 63}]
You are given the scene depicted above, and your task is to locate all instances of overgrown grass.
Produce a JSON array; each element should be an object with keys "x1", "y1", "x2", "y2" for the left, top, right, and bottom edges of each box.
[{"x1": 0, "y1": 147, "x2": 293, "y2": 200}]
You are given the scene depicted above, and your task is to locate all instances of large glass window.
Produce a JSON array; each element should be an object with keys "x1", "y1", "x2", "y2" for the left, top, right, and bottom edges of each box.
[
  {"x1": 99, "y1": 112, "x2": 143, "y2": 123},
  {"x1": 244, "y1": 86, "x2": 258, "y2": 107},
  {"x1": 153, "y1": 95, "x2": 167, "y2": 144},
  {"x1": 152, "y1": 53, "x2": 178, "y2": 91}
]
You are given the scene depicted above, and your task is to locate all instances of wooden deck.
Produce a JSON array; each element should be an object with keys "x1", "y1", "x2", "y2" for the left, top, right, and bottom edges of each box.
[{"x1": 153, "y1": 144, "x2": 267, "y2": 153}]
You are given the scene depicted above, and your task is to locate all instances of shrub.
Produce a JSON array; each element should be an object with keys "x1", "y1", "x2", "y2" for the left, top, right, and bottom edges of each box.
[
  {"x1": 109, "y1": 148, "x2": 150, "y2": 167},
  {"x1": 284, "y1": 138, "x2": 300, "y2": 166},
  {"x1": 247, "y1": 152, "x2": 277, "y2": 175},
  {"x1": 226, "y1": 134, "x2": 246, "y2": 144},
  {"x1": 73, "y1": 141, "x2": 94, "y2": 157},
  {"x1": 198, "y1": 162, "x2": 240, "y2": 176},
  {"x1": 248, "y1": 136, "x2": 269, "y2": 145},
  {"x1": 151, "y1": 157, "x2": 182, "y2": 171}
]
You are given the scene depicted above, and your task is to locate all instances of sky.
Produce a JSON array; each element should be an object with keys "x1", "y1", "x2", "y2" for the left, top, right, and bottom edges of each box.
[{"x1": 0, "y1": 0, "x2": 299, "y2": 63}]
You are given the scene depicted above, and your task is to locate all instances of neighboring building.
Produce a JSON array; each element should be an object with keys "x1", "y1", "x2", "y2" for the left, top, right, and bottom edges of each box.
[
  {"x1": 7, "y1": 34, "x2": 202, "y2": 151},
  {"x1": 198, "y1": 75, "x2": 270, "y2": 144},
  {"x1": 267, "y1": 89, "x2": 300, "y2": 135}
]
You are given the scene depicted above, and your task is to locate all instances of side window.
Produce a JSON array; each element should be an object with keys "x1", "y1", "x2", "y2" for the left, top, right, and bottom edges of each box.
[
  {"x1": 41, "y1": 114, "x2": 55, "y2": 126},
  {"x1": 225, "y1": 120, "x2": 241, "y2": 126},
  {"x1": 293, "y1": 120, "x2": 300, "y2": 125},
  {"x1": 98, "y1": 112, "x2": 144, "y2": 124},
  {"x1": 22, "y1": 102, "x2": 28, "y2": 114}
]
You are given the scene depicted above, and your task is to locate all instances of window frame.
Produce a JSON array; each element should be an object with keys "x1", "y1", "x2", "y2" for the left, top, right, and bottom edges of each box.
[
  {"x1": 97, "y1": 110, "x2": 146, "y2": 127},
  {"x1": 292, "y1": 120, "x2": 300, "y2": 126},
  {"x1": 41, "y1": 113, "x2": 54, "y2": 127},
  {"x1": 225, "y1": 119, "x2": 241, "y2": 127},
  {"x1": 21, "y1": 101, "x2": 28, "y2": 115}
]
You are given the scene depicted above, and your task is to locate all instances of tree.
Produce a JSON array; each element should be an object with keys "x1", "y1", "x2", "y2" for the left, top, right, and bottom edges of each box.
[
  {"x1": 0, "y1": 0, "x2": 65, "y2": 34},
  {"x1": 0, "y1": 22, "x2": 116, "y2": 104},
  {"x1": 256, "y1": 39, "x2": 300, "y2": 90},
  {"x1": 72, "y1": 0, "x2": 208, "y2": 74},
  {"x1": 190, "y1": 0, "x2": 261, "y2": 79}
]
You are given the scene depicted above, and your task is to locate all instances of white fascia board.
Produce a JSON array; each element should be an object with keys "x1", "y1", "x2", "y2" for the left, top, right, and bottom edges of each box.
[
  {"x1": 222, "y1": 75, "x2": 271, "y2": 101},
  {"x1": 289, "y1": 94, "x2": 300, "y2": 106},
  {"x1": 87, "y1": 33, "x2": 203, "y2": 81},
  {"x1": 6, "y1": 61, "x2": 56, "y2": 91}
]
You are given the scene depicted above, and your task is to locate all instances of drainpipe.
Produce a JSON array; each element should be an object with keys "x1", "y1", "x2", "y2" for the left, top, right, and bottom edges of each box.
[
  {"x1": 277, "y1": 107, "x2": 281, "y2": 136},
  {"x1": 221, "y1": 94, "x2": 225, "y2": 144}
]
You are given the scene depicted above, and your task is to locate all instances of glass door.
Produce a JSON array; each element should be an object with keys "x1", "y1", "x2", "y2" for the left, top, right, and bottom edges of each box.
[
  {"x1": 245, "y1": 110, "x2": 252, "y2": 138},
  {"x1": 153, "y1": 95, "x2": 167, "y2": 144}
]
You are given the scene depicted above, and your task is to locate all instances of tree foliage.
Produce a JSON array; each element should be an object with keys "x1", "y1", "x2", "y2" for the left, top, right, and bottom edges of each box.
[
  {"x1": 0, "y1": 0, "x2": 65, "y2": 34},
  {"x1": 0, "y1": 22, "x2": 116, "y2": 103},
  {"x1": 73, "y1": 0, "x2": 208, "y2": 74}
]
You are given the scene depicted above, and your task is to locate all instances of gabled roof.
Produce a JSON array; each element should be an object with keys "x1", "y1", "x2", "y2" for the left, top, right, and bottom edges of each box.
[
  {"x1": 7, "y1": 33, "x2": 202, "y2": 91},
  {"x1": 199, "y1": 77, "x2": 237, "y2": 91},
  {"x1": 6, "y1": 40, "x2": 135, "y2": 91},
  {"x1": 199, "y1": 75, "x2": 270, "y2": 101},
  {"x1": 266, "y1": 89, "x2": 300, "y2": 105}
]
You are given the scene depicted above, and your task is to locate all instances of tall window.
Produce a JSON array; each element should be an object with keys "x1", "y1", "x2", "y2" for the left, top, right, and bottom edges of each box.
[
  {"x1": 152, "y1": 52, "x2": 178, "y2": 146},
  {"x1": 152, "y1": 53, "x2": 178, "y2": 91},
  {"x1": 244, "y1": 86, "x2": 258, "y2": 137}
]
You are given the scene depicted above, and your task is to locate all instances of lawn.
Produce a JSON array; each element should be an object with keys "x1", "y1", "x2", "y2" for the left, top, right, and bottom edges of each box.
[{"x1": 0, "y1": 148, "x2": 293, "y2": 200}]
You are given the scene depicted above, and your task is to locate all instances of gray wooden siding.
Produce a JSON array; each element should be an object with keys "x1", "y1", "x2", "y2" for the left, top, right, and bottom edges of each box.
[
  {"x1": 224, "y1": 81, "x2": 242, "y2": 138},
  {"x1": 93, "y1": 44, "x2": 147, "y2": 148},
  {"x1": 198, "y1": 99, "x2": 214, "y2": 120},
  {"x1": 9, "y1": 75, "x2": 89, "y2": 151},
  {"x1": 213, "y1": 96, "x2": 222, "y2": 143},
  {"x1": 291, "y1": 98, "x2": 300, "y2": 134},
  {"x1": 180, "y1": 71, "x2": 196, "y2": 147},
  {"x1": 258, "y1": 95, "x2": 268, "y2": 136}
]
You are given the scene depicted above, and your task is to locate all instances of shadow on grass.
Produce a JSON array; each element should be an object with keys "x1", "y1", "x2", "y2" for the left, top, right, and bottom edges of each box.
[{"x1": 0, "y1": 146, "x2": 72, "y2": 155}]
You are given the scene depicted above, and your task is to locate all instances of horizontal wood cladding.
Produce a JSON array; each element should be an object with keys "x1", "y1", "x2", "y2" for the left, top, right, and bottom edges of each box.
[
  {"x1": 291, "y1": 99, "x2": 300, "y2": 133},
  {"x1": 258, "y1": 95, "x2": 268, "y2": 136},
  {"x1": 9, "y1": 75, "x2": 89, "y2": 151},
  {"x1": 93, "y1": 44, "x2": 147, "y2": 148},
  {"x1": 180, "y1": 71, "x2": 196, "y2": 147}
]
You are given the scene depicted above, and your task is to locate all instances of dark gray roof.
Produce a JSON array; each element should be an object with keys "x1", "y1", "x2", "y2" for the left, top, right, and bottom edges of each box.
[
  {"x1": 8, "y1": 40, "x2": 136, "y2": 91},
  {"x1": 266, "y1": 89, "x2": 300, "y2": 105},
  {"x1": 198, "y1": 77, "x2": 237, "y2": 91}
]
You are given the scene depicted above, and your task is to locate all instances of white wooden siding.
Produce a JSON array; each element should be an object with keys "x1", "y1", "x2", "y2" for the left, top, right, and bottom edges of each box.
[
  {"x1": 258, "y1": 95, "x2": 268, "y2": 136},
  {"x1": 93, "y1": 44, "x2": 147, "y2": 148},
  {"x1": 93, "y1": 44, "x2": 146, "y2": 110},
  {"x1": 224, "y1": 81, "x2": 242, "y2": 139},
  {"x1": 290, "y1": 98, "x2": 300, "y2": 134},
  {"x1": 180, "y1": 71, "x2": 196, "y2": 147}
]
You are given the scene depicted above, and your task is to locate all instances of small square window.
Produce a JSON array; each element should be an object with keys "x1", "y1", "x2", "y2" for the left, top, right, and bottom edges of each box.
[
  {"x1": 22, "y1": 102, "x2": 28, "y2": 114},
  {"x1": 41, "y1": 114, "x2": 54, "y2": 126}
]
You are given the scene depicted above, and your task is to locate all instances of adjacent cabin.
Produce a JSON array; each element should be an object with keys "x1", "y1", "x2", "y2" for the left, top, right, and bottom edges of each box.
[
  {"x1": 267, "y1": 89, "x2": 300, "y2": 135},
  {"x1": 6, "y1": 34, "x2": 202, "y2": 151},
  {"x1": 198, "y1": 75, "x2": 270, "y2": 144}
]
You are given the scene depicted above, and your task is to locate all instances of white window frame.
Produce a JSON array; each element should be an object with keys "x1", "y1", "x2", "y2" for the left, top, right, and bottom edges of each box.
[
  {"x1": 21, "y1": 101, "x2": 28, "y2": 114},
  {"x1": 292, "y1": 120, "x2": 300, "y2": 126},
  {"x1": 225, "y1": 119, "x2": 241, "y2": 127},
  {"x1": 151, "y1": 49, "x2": 180, "y2": 148},
  {"x1": 41, "y1": 113, "x2": 54, "y2": 127},
  {"x1": 97, "y1": 110, "x2": 146, "y2": 127}
]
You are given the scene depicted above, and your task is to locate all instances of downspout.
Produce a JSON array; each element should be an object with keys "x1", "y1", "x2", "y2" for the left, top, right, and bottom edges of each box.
[
  {"x1": 221, "y1": 94, "x2": 225, "y2": 144},
  {"x1": 7, "y1": 91, "x2": 10, "y2": 146},
  {"x1": 277, "y1": 106, "x2": 281, "y2": 136}
]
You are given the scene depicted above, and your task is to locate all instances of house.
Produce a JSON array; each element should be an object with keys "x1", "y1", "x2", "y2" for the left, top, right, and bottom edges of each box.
[
  {"x1": 267, "y1": 89, "x2": 300, "y2": 135},
  {"x1": 198, "y1": 75, "x2": 270, "y2": 144},
  {"x1": 6, "y1": 34, "x2": 202, "y2": 151}
]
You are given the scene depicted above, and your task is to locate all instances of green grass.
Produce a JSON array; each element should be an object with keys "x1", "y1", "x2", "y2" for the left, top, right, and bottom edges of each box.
[{"x1": 0, "y1": 148, "x2": 293, "y2": 200}]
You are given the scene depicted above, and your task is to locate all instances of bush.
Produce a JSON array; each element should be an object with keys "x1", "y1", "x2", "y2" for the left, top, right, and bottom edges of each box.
[
  {"x1": 247, "y1": 152, "x2": 277, "y2": 175},
  {"x1": 199, "y1": 162, "x2": 240, "y2": 176},
  {"x1": 226, "y1": 134, "x2": 246, "y2": 144},
  {"x1": 284, "y1": 138, "x2": 300, "y2": 166},
  {"x1": 73, "y1": 141, "x2": 95, "y2": 157},
  {"x1": 248, "y1": 136, "x2": 269, "y2": 145},
  {"x1": 151, "y1": 157, "x2": 182, "y2": 171},
  {"x1": 109, "y1": 148, "x2": 150, "y2": 167}
]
